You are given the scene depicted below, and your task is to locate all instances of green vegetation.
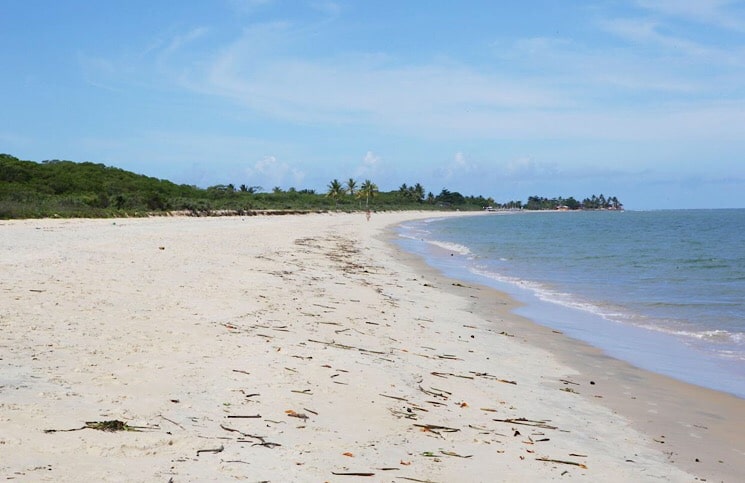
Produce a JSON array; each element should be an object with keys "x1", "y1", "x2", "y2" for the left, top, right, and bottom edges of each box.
[
  {"x1": 505, "y1": 195, "x2": 623, "y2": 211},
  {"x1": 0, "y1": 154, "x2": 484, "y2": 219},
  {"x1": 0, "y1": 154, "x2": 623, "y2": 219}
]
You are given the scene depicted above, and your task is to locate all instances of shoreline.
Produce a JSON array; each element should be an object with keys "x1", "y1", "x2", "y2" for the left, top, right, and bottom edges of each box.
[
  {"x1": 397, "y1": 210, "x2": 745, "y2": 400},
  {"x1": 385, "y1": 214, "x2": 745, "y2": 481},
  {"x1": 1, "y1": 212, "x2": 739, "y2": 481}
]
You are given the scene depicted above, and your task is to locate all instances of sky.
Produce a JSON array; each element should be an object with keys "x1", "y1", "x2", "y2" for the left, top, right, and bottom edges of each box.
[{"x1": 2, "y1": 1, "x2": 745, "y2": 209}]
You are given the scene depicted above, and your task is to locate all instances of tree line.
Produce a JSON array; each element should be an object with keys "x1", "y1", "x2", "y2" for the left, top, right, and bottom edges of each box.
[
  {"x1": 0, "y1": 154, "x2": 490, "y2": 218},
  {"x1": 512, "y1": 195, "x2": 623, "y2": 211},
  {"x1": 0, "y1": 154, "x2": 622, "y2": 219}
]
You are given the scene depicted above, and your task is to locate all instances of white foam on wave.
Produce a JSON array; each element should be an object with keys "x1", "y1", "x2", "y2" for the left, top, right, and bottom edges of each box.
[
  {"x1": 398, "y1": 232, "x2": 421, "y2": 241},
  {"x1": 647, "y1": 327, "x2": 745, "y2": 347},
  {"x1": 397, "y1": 223, "x2": 431, "y2": 241},
  {"x1": 712, "y1": 350, "x2": 745, "y2": 361},
  {"x1": 427, "y1": 240, "x2": 472, "y2": 256},
  {"x1": 470, "y1": 265, "x2": 745, "y2": 350},
  {"x1": 470, "y1": 266, "x2": 622, "y2": 320}
]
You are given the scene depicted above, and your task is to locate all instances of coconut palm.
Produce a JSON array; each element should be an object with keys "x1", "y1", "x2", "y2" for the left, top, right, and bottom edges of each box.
[
  {"x1": 327, "y1": 179, "x2": 344, "y2": 207},
  {"x1": 346, "y1": 178, "x2": 357, "y2": 197},
  {"x1": 358, "y1": 179, "x2": 378, "y2": 209},
  {"x1": 412, "y1": 183, "x2": 425, "y2": 202},
  {"x1": 398, "y1": 183, "x2": 409, "y2": 199}
]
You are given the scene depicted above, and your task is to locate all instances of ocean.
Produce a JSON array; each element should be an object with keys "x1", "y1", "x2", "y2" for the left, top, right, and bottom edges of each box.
[{"x1": 396, "y1": 209, "x2": 745, "y2": 399}]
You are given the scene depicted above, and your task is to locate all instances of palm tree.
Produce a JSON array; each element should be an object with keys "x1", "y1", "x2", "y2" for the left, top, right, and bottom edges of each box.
[
  {"x1": 398, "y1": 183, "x2": 409, "y2": 199},
  {"x1": 326, "y1": 179, "x2": 344, "y2": 207},
  {"x1": 358, "y1": 179, "x2": 378, "y2": 209},
  {"x1": 346, "y1": 178, "x2": 357, "y2": 197},
  {"x1": 412, "y1": 183, "x2": 425, "y2": 203}
]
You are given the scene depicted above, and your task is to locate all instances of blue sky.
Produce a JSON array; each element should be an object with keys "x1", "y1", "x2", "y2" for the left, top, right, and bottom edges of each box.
[{"x1": 2, "y1": 0, "x2": 744, "y2": 209}]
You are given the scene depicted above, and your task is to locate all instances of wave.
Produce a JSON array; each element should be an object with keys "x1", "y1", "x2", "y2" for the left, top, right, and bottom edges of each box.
[
  {"x1": 397, "y1": 223, "x2": 432, "y2": 241},
  {"x1": 468, "y1": 266, "x2": 745, "y2": 349},
  {"x1": 646, "y1": 326, "x2": 745, "y2": 347},
  {"x1": 398, "y1": 223, "x2": 472, "y2": 256},
  {"x1": 427, "y1": 240, "x2": 472, "y2": 256},
  {"x1": 469, "y1": 266, "x2": 625, "y2": 319}
]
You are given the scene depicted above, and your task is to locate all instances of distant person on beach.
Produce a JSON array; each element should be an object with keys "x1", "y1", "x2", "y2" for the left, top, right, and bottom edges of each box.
[{"x1": 366, "y1": 210, "x2": 371, "y2": 221}]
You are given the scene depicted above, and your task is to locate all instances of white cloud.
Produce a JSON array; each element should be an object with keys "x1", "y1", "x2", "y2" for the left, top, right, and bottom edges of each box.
[
  {"x1": 173, "y1": 19, "x2": 745, "y2": 144},
  {"x1": 441, "y1": 152, "x2": 478, "y2": 180},
  {"x1": 505, "y1": 157, "x2": 558, "y2": 179},
  {"x1": 183, "y1": 22, "x2": 568, "y2": 129},
  {"x1": 355, "y1": 151, "x2": 382, "y2": 179},
  {"x1": 227, "y1": 0, "x2": 274, "y2": 14},
  {"x1": 244, "y1": 155, "x2": 305, "y2": 189},
  {"x1": 162, "y1": 27, "x2": 209, "y2": 56},
  {"x1": 77, "y1": 7, "x2": 745, "y2": 153},
  {"x1": 599, "y1": 17, "x2": 709, "y2": 56},
  {"x1": 310, "y1": 1, "x2": 341, "y2": 17},
  {"x1": 636, "y1": 0, "x2": 745, "y2": 31}
]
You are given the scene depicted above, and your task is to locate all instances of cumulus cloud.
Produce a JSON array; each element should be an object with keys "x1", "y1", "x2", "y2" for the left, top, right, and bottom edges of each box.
[
  {"x1": 505, "y1": 157, "x2": 558, "y2": 178},
  {"x1": 244, "y1": 155, "x2": 305, "y2": 189},
  {"x1": 355, "y1": 151, "x2": 383, "y2": 179},
  {"x1": 441, "y1": 152, "x2": 478, "y2": 180}
]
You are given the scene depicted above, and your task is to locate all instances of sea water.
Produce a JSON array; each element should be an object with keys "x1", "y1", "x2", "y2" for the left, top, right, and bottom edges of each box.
[{"x1": 396, "y1": 209, "x2": 745, "y2": 398}]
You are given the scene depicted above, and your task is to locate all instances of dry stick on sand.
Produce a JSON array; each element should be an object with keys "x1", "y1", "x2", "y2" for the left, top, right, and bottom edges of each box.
[
  {"x1": 221, "y1": 424, "x2": 281, "y2": 448},
  {"x1": 158, "y1": 414, "x2": 185, "y2": 430},
  {"x1": 440, "y1": 450, "x2": 472, "y2": 458},
  {"x1": 307, "y1": 338, "x2": 387, "y2": 355},
  {"x1": 418, "y1": 385, "x2": 450, "y2": 399},
  {"x1": 196, "y1": 445, "x2": 224, "y2": 456},
  {"x1": 492, "y1": 418, "x2": 558, "y2": 430},
  {"x1": 414, "y1": 423, "x2": 461, "y2": 436},
  {"x1": 431, "y1": 371, "x2": 474, "y2": 379},
  {"x1": 536, "y1": 457, "x2": 588, "y2": 469},
  {"x1": 380, "y1": 393, "x2": 410, "y2": 402},
  {"x1": 470, "y1": 371, "x2": 518, "y2": 384}
]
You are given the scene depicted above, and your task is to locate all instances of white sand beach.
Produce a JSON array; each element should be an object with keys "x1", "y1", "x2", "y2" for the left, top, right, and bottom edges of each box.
[{"x1": 1, "y1": 212, "x2": 743, "y2": 482}]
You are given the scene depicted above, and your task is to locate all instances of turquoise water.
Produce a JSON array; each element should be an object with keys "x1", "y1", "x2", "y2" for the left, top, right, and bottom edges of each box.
[{"x1": 396, "y1": 210, "x2": 745, "y2": 398}]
